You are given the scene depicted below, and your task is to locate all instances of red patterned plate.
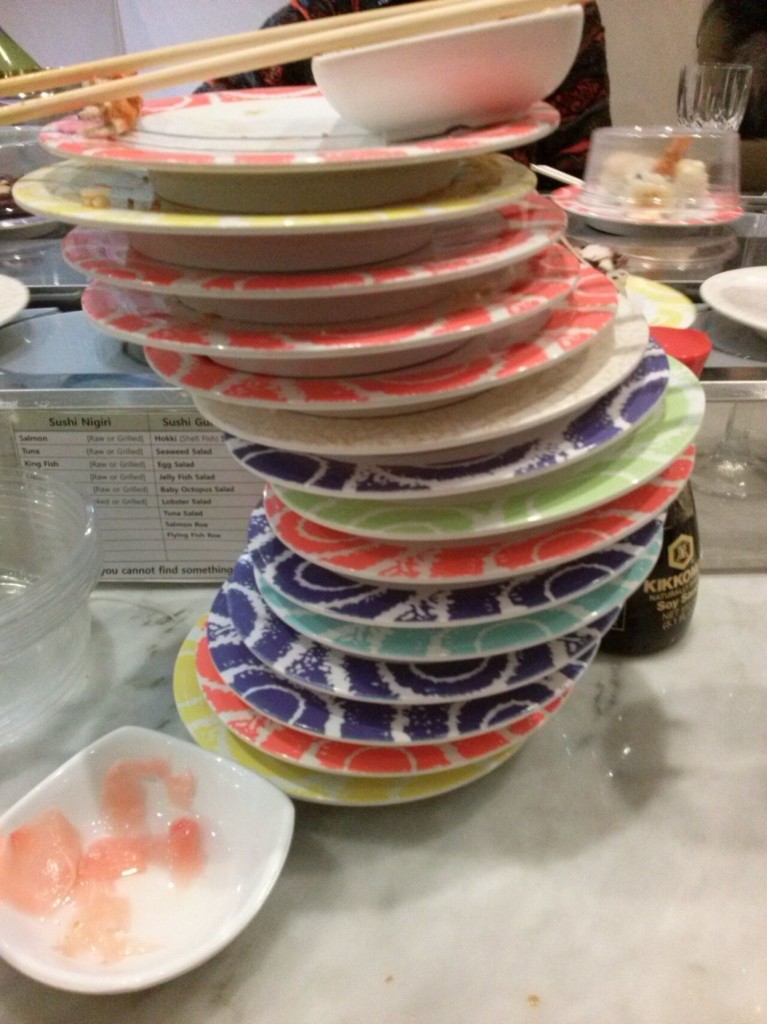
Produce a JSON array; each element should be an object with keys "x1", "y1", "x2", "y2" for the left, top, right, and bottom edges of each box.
[
  {"x1": 195, "y1": 629, "x2": 535, "y2": 777},
  {"x1": 139, "y1": 260, "x2": 617, "y2": 411},
  {"x1": 262, "y1": 449, "x2": 695, "y2": 584}
]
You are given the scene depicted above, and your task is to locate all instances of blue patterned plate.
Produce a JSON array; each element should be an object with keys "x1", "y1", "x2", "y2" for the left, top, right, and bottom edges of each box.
[
  {"x1": 174, "y1": 627, "x2": 522, "y2": 805},
  {"x1": 221, "y1": 555, "x2": 614, "y2": 705},
  {"x1": 225, "y1": 341, "x2": 669, "y2": 500},
  {"x1": 192, "y1": 621, "x2": 535, "y2": 778},
  {"x1": 247, "y1": 504, "x2": 662, "y2": 626},
  {"x1": 253, "y1": 526, "x2": 658, "y2": 660},
  {"x1": 207, "y1": 586, "x2": 602, "y2": 744}
]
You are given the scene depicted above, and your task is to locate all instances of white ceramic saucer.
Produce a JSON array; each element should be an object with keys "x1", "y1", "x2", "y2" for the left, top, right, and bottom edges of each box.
[{"x1": 700, "y1": 266, "x2": 767, "y2": 339}]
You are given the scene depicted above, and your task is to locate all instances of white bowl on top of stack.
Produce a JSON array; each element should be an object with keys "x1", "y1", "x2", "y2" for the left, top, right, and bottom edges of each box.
[
  {"x1": 312, "y1": 3, "x2": 585, "y2": 140},
  {"x1": 8, "y1": 5, "x2": 705, "y2": 806}
]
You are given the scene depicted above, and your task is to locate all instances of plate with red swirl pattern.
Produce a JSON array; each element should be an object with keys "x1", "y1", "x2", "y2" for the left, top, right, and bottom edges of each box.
[
  {"x1": 141, "y1": 260, "x2": 617, "y2": 410},
  {"x1": 193, "y1": 306, "x2": 648, "y2": 456},
  {"x1": 552, "y1": 184, "x2": 742, "y2": 232},
  {"x1": 40, "y1": 88, "x2": 558, "y2": 171},
  {"x1": 63, "y1": 194, "x2": 567, "y2": 314},
  {"x1": 247, "y1": 501, "x2": 664, "y2": 628},
  {"x1": 88, "y1": 244, "x2": 605, "y2": 371}
]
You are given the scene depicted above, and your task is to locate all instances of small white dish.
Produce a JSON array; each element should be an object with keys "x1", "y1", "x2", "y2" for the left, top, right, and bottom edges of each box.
[
  {"x1": 0, "y1": 273, "x2": 29, "y2": 328},
  {"x1": 0, "y1": 726, "x2": 294, "y2": 993},
  {"x1": 700, "y1": 266, "x2": 767, "y2": 339}
]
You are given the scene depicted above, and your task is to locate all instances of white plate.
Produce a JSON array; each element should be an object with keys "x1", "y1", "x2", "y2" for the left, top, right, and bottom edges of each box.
[
  {"x1": 0, "y1": 727, "x2": 293, "y2": 993},
  {"x1": 193, "y1": 300, "x2": 648, "y2": 456},
  {"x1": 0, "y1": 273, "x2": 29, "y2": 327},
  {"x1": 700, "y1": 266, "x2": 767, "y2": 339},
  {"x1": 40, "y1": 88, "x2": 559, "y2": 171},
  {"x1": 39, "y1": 90, "x2": 558, "y2": 213}
]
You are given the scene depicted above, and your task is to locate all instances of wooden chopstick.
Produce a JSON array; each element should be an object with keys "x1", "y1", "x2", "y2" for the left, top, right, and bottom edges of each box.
[
  {"x1": 0, "y1": 0, "x2": 489, "y2": 100},
  {"x1": 530, "y1": 163, "x2": 582, "y2": 186},
  {"x1": 0, "y1": 0, "x2": 581, "y2": 127}
]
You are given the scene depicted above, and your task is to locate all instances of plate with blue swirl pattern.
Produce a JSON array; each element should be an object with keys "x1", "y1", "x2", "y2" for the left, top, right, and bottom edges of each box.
[
  {"x1": 219, "y1": 555, "x2": 614, "y2": 705},
  {"x1": 249, "y1": 530, "x2": 658, "y2": 661},
  {"x1": 206, "y1": 586, "x2": 602, "y2": 744},
  {"x1": 193, "y1": 624, "x2": 535, "y2": 778}
]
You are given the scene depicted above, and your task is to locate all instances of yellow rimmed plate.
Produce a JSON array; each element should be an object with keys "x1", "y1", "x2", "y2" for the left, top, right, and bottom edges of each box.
[{"x1": 173, "y1": 624, "x2": 519, "y2": 806}]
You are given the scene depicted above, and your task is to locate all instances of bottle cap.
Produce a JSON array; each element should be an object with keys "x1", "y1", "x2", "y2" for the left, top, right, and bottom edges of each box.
[{"x1": 650, "y1": 326, "x2": 712, "y2": 379}]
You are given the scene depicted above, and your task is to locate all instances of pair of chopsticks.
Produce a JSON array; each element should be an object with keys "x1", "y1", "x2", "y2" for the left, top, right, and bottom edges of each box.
[{"x1": 0, "y1": 0, "x2": 583, "y2": 127}]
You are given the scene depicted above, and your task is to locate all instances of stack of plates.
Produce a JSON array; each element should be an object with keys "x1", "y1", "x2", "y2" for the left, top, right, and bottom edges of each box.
[{"x1": 16, "y1": 88, "x2": 705, "y2": 805}]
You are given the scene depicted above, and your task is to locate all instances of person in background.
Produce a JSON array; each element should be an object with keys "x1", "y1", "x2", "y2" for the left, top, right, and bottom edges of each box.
[
  {"x1": 696, "y1": 0, "x2": 767, "y2": 192},
  {"x1": 199, "y1": 0, "x2": 612, "y2": 183}
]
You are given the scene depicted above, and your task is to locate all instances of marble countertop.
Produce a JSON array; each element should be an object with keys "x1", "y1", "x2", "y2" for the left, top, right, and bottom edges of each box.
[{"x1": 1, "y1": 574, "x2": 765, "y2": 1023}]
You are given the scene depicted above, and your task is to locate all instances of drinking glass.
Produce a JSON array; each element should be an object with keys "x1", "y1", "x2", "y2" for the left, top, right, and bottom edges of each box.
[
  {"x1": 677, "y1": 62, "x2": 753, "y2": 130},
  {"x1": 694, "y1": 212, "x2": 767, "y2": 501}
]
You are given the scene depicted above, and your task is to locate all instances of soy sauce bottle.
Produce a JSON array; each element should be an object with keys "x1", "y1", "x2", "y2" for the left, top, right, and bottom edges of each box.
[{"x1": 601, "y1": 327, "x2": 710, "y2": 656}]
